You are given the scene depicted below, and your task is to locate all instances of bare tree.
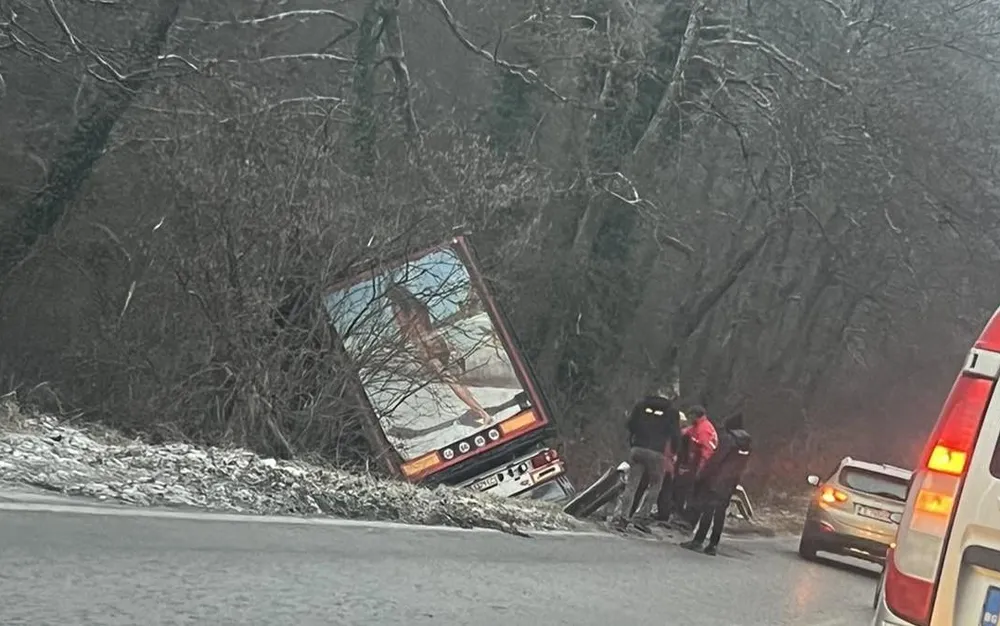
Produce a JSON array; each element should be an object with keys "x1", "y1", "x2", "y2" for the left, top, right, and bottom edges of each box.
[
  {"x1": 2, "y1": 0, "x2": 999, "y2": 489},
  {"x1": 0, "y1": 0, "x2": 187, "y2": 278}
]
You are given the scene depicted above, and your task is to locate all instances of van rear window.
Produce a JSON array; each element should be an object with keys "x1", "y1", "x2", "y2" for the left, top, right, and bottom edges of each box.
[{"x1": 839, "y1": 467, "x2": 909, "y2": 502}]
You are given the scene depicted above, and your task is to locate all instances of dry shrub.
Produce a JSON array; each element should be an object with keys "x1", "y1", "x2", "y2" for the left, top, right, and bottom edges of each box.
[{"x1": 0, "y1": 90, "x2": 555, "y2": 468}]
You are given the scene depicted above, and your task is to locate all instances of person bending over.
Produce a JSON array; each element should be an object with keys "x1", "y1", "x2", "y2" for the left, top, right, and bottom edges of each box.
[{"x1": 611, "y1": 390, "x2": 681, "y2": 531}]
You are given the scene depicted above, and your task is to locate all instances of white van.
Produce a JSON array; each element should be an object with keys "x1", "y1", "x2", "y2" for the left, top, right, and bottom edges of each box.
[{"x1": 874, "y1": 307, "x2": 1000, "y2": 625}]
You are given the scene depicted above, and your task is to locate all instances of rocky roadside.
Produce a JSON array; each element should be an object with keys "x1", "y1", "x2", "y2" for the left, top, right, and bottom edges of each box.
[
  {"x1": 0, "y1": 397, "x2": 797, "y2": 540},
  {"x1": 0, "y1": 398, "x2": 589, "y2": 535}
]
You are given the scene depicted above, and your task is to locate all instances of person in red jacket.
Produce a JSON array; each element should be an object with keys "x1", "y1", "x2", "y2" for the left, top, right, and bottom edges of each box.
[
  {"x1": 672, "y1": 406, "x2": 718, "y2": 524},
  {"x1": 681, "y1": 412, "x2": 753, "y2": 555},
  {"x1": 687, "y1": 406, "x2": 719, "y2": 472}
]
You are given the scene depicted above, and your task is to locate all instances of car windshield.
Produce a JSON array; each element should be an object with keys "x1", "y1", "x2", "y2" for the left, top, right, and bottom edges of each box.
[{"x1": 839, "y1": 467, "x2": 909, "y2": 502}]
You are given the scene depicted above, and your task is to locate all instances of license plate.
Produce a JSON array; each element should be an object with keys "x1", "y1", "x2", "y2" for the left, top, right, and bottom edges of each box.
[
  {"x1": 856, "y1": 505, "x2": 894, "y2": 523},
  {"x1": 471, "y1": 474, "x2": 500, "y2": 492},
  {"x1": 981, "y1": 585, "x2": 1000, "y2": 625}
]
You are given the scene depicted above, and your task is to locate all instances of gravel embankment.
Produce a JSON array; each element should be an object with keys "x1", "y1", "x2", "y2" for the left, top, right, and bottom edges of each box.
[{"x1": 0, "y1": 398, "x2": 587, "y2": 535}]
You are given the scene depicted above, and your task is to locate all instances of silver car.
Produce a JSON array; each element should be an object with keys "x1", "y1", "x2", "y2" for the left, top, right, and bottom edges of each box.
[{"x1": 799, "y1": 457, "x2": 911, "y2": 563}]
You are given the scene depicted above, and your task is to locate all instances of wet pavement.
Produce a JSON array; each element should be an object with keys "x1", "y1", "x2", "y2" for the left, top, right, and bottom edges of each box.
[{"x1": 0, "y1": 502, "x2": 878, "y2": 625}]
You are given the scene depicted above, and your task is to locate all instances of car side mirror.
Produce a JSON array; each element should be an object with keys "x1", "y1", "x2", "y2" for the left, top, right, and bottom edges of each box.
[{"x1": 806, "y1": 474, "x2": 820, "y2": 487}]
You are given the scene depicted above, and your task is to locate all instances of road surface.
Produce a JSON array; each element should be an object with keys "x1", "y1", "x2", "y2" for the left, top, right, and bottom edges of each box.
[{"x1": 0, "y1": 499, "x2": 879, "y2": 626}]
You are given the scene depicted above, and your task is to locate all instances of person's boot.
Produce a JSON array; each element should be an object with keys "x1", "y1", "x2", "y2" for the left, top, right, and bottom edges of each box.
[
  {"x1": 680, "y1": 539, "x2": 703, "y2": 551},
  {"x1": 704, "y1": 544, "x2": 718, "y2": 556}
]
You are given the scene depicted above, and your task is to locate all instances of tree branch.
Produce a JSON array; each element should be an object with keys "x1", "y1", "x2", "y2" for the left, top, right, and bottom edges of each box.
[
  {"x1": 246, "y1": 53, "x2": 354, "y2": 64},
  {"x1": 184, "y1": 10, "x2": 358, "y2": 29},
  {"x1": 421, "y1": 0, "x2": 572, "y2": 104},
  {"x1": 701, "y1": 25, "x2": 846, "y2": 92},
  {"x1": 116, "y1": 96, "x2": 345, "y2": 147},
  {"x1": 44, "y1": 0, "x2": 81, "y2": 52},
  {"x1": 0, "y1": 0, "x2": 187, "y2": 280}
]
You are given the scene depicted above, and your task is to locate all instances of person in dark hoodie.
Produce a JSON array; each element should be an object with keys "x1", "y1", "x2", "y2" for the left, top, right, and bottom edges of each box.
[
  {"x1": 680, "y1": 412, "x2": 752, "y2": 555},
  {"x1": 611, "y1": 389, "x2": 681, "y2": 531}
]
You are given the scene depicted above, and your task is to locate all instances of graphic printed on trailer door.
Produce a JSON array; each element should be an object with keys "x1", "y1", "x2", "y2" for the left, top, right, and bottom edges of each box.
[{"x1": 324, "y1": 243, "x2": 545, "y2": 476}]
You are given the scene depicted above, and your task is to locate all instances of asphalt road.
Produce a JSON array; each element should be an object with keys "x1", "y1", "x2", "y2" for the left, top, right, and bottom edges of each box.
[{"x1": 0, "y1": 503, "x2": 879, "y2": 626}]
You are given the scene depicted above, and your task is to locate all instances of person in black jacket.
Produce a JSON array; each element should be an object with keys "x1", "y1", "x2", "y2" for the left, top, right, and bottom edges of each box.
[
  {"x1": 611, "y1": 391, "x2": 681, "y2": 530},
  {"x1": 680, "y1": 412, "x2": 752, "y2": 555}
]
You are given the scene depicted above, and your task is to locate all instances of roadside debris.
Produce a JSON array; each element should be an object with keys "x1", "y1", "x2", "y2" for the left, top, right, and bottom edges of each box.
[{"x1": 563, "y1": 460, "x2": 777, "y2": 538}]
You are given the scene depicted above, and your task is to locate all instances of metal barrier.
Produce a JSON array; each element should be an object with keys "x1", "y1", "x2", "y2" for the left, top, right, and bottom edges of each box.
[
  {"x1": 562, "y1": 461, "x2": 756, "y2": 523},
  {"x1": 562, "y1": 462, "x2": 629, "y2": 519},
  {"x1": 729, "y1": 484, "x2": 755, "y2": 520}
]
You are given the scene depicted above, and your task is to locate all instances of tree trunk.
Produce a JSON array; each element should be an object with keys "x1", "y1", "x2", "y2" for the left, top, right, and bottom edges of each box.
[
  {"x1": 628, "y1": 0, "x2": 709, "y2": 165},
  {"x1": 351, "y1": 0, "x2": 382, "y2": 179},
  {"x1": 656, "y1": 225, "x2": 772, "y2": 386}
]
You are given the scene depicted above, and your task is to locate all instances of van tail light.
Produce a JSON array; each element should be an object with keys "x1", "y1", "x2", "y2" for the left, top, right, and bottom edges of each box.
[{"x1": 884, "y1": 372, "x2": 994, "y2": 625}]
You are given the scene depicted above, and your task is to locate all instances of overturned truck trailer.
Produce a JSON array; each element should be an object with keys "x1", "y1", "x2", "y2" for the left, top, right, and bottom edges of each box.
[{"x1": 323, "y1": 235, "x2": 574, "y2": 503}]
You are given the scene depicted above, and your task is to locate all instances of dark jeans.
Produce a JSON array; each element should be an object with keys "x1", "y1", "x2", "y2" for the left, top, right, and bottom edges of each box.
[
  {"x1": 629, "y1": 471, "x2": 675, "y2": 520},
  {"x1": 613, "y1": 447, "x2": 665, "y2": 521},
  {"x1": 672, "y1": 471, "x2": 699, "y2": 525},
  {"x1": 654, "y1": 473, "x2": 675, "y2": 521},
  {"x1": 693, "y1": 505, "x2": 728, "y2": 547}
]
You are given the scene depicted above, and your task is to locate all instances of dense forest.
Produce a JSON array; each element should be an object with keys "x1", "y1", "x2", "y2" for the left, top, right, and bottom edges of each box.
[{"x1": 2, "y1": 0, "x2": 999, "y2": 491}]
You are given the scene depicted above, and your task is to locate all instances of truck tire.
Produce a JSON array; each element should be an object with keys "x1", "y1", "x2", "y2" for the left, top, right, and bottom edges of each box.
[
  {"x1": 798, "y1": 536, "x2": 818, "y2": 560},
  {"x1": 873, "y1": 567, "x2": 884, "y2": 610}
]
